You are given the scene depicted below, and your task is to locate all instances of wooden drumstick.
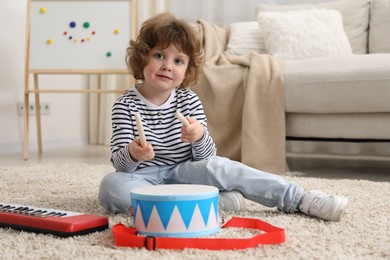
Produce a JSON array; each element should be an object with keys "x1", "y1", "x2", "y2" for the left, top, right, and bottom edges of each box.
[
  {"x1": 175, "y1": 111, "x2": 190, "y2": 126},
  {"x1": 135, "y1": 113, "x2": 147, "y2": 148}
]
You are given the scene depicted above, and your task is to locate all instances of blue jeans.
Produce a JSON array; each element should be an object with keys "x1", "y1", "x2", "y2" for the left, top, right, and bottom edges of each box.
[{"x1": 98, "y1": 156, "x2": 303, "y2": 214}]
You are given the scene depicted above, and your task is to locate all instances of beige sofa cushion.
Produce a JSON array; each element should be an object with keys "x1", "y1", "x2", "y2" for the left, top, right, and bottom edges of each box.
[
  {"x1": 286, "y1": 113, "x2": 390, "y2": 139},
  {"x1": 283, "y1": 54, "x2": 390, "y2": 113},
  {"x1": 224, "y1": 22, "x2": 266, "y2": 56},
  {"x1": 256, "y1": 0, "x2": 371, "y2": 54},
  {"x1": 257, "y1": 9, "x2": 352, "y2": 60},
  {"x1": 369, "y1": 0, "x2": 390, "y2": 53}
]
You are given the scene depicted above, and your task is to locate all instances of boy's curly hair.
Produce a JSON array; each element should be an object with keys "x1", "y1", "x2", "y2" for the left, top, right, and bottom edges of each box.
[{"x1": 126, "y1": 13, "x2": 203, "y2": 87}]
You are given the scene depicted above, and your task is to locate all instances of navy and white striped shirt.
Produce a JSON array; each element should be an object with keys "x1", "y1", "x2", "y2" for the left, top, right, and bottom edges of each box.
[{"x1": 110, "y1": 85, "x2": 217, "y2": 173}]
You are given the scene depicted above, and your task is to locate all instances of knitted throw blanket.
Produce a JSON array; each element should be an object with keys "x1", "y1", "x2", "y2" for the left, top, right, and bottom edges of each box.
[{"x1": 193, "y1": 20, "x2": 286, "y2": 174}]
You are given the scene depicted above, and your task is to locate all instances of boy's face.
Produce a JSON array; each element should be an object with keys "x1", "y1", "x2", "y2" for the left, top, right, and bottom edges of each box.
[{"x1": 143, "y1": 43, "x2": 189, "y2": 92}]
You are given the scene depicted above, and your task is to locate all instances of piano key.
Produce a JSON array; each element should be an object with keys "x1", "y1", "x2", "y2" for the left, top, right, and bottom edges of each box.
[{"x1": 0, "y1": 203, "x2": 82, "y2": 217}]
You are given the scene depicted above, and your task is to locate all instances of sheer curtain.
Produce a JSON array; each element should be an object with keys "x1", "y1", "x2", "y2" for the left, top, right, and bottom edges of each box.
[
  {"x1": 88, "y1": 0, "x2": 390, "y2": 157},
  {"x1": 88, "y1": 75, "x2": 131, "y2": 145}
]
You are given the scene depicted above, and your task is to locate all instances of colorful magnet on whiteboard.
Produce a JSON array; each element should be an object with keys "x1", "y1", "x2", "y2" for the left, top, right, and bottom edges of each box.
[
  {"x1": 73, "y1": 38, "x2": 78, "y2": 43},
  {"x1": 63, "y1": 31, "x2": 68, "y2": 35},
  {"x1": 46, "y1": 39, "x2": 53, "y2": 45},
  {"x1": 106, "y1": 52, "x2": 112, "y2": 57},
  {"x1": 83, "y1": 22, "x2": 90, "y2": 29},
  {"x1": 69, "y1": 36, "x2": 73, "y2": 40},
  {"x1": 92, "y1": 31, "x2": 96, "y2": 35},
  {"x1": 86, "y1": 36, "x2": 91, "y2": 41},
  {"x1": 69, "y1": 21, "x2": 76, "y2": 28},
  {"x1": 39, "y1": 7, "x2": 46, "y2": 13},
  {"x1": 114, "y1": 29, "x2": 120, "y2": 35}
]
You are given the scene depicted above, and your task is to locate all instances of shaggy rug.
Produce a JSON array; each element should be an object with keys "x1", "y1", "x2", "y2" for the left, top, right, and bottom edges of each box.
[{"x1": 0, "y1": 163, "x2": 389, "y2": 259}]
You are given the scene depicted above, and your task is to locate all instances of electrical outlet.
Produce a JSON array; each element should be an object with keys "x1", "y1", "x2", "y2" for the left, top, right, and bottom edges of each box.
[{"x1": 17, "y1": 102, "x2": 51, "y2": 116}]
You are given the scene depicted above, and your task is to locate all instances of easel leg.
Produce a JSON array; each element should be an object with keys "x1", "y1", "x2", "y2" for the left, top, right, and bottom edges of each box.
[
  {"x1": 34, "y1": 73, "x2": 42, "y2": 154},
  {"x1": 97, "y1": 74, "x2": 102, "y2": 140},
  {"x1": 23, "y1": 92, "x2": 29, "y2": 160}
]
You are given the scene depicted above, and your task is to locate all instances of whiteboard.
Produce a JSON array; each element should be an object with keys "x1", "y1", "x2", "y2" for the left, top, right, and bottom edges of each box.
[{"x1": 29, "y1": 0, "x2": 132, "y2": 70}]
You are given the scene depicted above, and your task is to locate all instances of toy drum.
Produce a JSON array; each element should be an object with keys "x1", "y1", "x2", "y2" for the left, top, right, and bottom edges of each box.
[{"x1": 130, "y1": 184, "x2": 219, "y2": 238}]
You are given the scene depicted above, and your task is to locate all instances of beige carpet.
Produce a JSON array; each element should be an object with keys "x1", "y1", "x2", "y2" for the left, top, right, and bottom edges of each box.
[{"x1": 0, "y1": 163, "x2": 389, "y2": 259}]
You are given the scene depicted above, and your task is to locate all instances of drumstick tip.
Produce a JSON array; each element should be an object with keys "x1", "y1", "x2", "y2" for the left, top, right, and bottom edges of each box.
[
  {"x1": 135, "y1": 112, "x2": 147, "y2": 148},
  {"x1": 175, "y1": 111, "x2": 190, "y2": 126}
]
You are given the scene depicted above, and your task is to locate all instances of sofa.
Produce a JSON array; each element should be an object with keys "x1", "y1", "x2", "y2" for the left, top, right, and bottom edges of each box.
[
  {"x1": 253, "y1": 0, "x2": 390, "y2": 141},
  {"x1": 192, "y1": 0, "x2": 390, "y2": 173}
]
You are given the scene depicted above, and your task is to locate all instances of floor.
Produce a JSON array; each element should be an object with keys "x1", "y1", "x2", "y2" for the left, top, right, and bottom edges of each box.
[{"x1": 1, "y1": 145, "x2": 389, "y2": 182}]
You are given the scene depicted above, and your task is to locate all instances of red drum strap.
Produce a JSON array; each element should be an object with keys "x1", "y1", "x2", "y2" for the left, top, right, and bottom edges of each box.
[{"x1": 112, "y1": 217, "x2": 285, "y2": 250}]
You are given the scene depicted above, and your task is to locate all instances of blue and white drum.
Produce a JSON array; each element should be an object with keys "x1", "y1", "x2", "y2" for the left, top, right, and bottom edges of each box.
[{"x1": 130, "y1": 184, "x2": 219, "y2": 238}]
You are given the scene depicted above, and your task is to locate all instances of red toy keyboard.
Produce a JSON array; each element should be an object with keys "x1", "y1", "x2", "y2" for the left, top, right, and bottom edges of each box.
[{"x1": 0, "y1": 203, "x2": 109, "y2": 237}]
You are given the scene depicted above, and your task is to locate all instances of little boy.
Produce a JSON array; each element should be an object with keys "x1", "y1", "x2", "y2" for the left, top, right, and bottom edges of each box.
[{"x1": 98, "y1": 12, "x2": 348, "y2": 221}]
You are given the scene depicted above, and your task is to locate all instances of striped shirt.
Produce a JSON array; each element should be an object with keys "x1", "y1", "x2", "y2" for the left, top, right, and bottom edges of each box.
[{"x1": 110, "y1": 85, "x2": 217, "y2": 173}]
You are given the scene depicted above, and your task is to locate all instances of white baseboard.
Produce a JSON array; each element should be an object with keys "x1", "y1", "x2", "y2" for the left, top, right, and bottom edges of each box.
[{"x1": 0, "y1": 138, "x2": 89, "y2": 154}]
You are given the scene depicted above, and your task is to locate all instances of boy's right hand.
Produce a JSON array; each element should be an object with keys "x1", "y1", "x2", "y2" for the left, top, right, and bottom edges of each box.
[{"x1": 128, "y1": 138, "x2": 155, "y2": 162}]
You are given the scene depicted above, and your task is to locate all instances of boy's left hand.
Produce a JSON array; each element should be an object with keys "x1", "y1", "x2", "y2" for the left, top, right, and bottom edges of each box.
[{"x1": 180, "y1": 117, "x2": 204, "y2": 143}]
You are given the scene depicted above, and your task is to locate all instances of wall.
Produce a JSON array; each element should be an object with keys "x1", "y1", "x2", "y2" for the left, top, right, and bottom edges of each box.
[{"x1": 164, "y1": 0, "x2": 333, "y2": 25}]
